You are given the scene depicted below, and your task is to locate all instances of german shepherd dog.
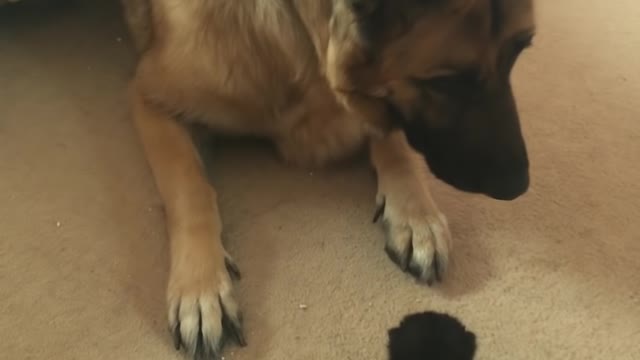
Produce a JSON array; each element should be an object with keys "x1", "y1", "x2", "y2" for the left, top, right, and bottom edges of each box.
[{"x1": 120, "y1": 0, "x2": 535, "y2": 358}]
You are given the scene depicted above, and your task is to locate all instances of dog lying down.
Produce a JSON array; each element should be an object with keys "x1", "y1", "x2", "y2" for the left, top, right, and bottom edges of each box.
[
  {"x1": 388, "y1": 311, "x2": 477, "y2": 360},
  {"x1": 117, "y1": 0, "x2": 535, "y2": 358}
]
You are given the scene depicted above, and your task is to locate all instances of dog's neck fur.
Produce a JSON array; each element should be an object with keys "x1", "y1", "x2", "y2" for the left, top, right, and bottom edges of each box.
[{"x1": 290, "y1": 0, "x2": 335, "y2": 74}]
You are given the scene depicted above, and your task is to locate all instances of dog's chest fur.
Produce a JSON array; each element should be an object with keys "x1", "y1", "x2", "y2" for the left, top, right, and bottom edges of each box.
[{"x1": 135, "y1": 0, "x2": 371, "y2": 167}]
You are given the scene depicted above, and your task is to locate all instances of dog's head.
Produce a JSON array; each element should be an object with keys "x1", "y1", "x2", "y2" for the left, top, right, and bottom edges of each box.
[{"x1": 327, "y1": 0, "x2": 535, "y2": 200}]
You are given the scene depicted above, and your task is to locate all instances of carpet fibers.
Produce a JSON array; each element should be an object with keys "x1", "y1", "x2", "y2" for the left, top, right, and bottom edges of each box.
[{"x1": 1, "y1": 1, "x2": 639, "y2": 359}]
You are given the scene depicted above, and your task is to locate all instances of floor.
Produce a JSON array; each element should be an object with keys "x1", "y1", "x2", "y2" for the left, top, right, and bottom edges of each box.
[{"x1": 1, "y1": 1, "x2": 639, "y2": 359}]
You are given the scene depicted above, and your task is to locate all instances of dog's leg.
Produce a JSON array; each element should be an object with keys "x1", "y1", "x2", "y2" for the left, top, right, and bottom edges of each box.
[
  {"x1": 370, "y1": 130, "x2": 452, "y2": 285},
  {"x1": 130, "y1": 88, "x2": 245, "y2": 358}
]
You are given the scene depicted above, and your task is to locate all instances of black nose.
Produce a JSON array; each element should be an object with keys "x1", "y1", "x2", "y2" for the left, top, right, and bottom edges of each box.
[{"x1": 482, "y1": 169, "x2": 530, "y2": 201}]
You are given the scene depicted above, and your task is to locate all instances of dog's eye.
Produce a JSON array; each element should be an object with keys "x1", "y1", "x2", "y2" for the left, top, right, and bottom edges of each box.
[
  {"x1": 502, "y1": 33, "x2": 534, "y2": 70},
  {"x1": 516, "y1": 37, "x2": 533, "y2": 51},
  {"x1": 412, "y1": 71, "x2": 480, "y2": 97},
  {"x1": 513, "y1": 39, "x2": 532, "y2": 55},
  {"x1": 512, "y1": 34, "x2": 534, "y2": 55}
]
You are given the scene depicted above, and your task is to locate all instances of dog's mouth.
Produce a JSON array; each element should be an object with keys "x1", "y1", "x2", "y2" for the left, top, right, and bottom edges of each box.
[
  {"x1": 421, "y1": 153, "x2": 529, "y2": 201},
  {"x1": 402, "y1": 120, "x2": 530, "y2": 201},
  {"x1": 441, "y1": 167, "x2": 530, "y2": 201}
]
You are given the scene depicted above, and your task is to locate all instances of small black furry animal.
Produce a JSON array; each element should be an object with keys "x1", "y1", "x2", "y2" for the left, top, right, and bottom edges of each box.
[{"x1": 388, "y1": 311, "x2": 477, "y2": 360}]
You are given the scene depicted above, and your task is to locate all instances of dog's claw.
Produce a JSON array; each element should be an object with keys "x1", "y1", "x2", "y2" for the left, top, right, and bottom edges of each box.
[
  {"x1": 373, "y1": 198, "x2": 386, "y2": 223},
  {"x1": 227, "y1": 321, "x2": 247, "y2": 347},
  {"x1": 168, "y1": 278, "x2": 245, "y2": 360},
  {"x1": 219, "y1": 296, "x2": 247, "y2": 348},
  {"x1": 225, "y1": 257, "x2": 242, "y2": 281},
  {"x1": 384, "y1": 242, "x2": 408, "y2": 272},
  {"x1": 171, "y1": 308, "x2": 242, "y2": 359},
  {"x1": 171, "y1": 321, "x2": 182, "y2": 350},
  {"x1": 232, "y1": 324, "x2": 248, "y2": 347},
  {"x1": 433, "y1": 255, "x2": 442, "y2": 283},
  {"x1": 193, "y1": 325, "x2": 205, "y2": 359},
  {"x1": 221, "y1": 306, "x2": 246, "y2": 347},
  {"x1": 381, "y1": 212, "x2": 448, "y2": 285}
]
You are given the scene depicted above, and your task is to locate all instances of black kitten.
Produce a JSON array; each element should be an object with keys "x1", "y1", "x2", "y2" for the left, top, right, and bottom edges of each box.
[{"x1": 388, "y1": 311, "x2": 477, "y2": 360}]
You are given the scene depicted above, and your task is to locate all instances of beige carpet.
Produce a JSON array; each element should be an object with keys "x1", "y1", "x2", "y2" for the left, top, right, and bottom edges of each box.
[{"x1": 1, "y1": 1, "x2": 639, "y2": 359}]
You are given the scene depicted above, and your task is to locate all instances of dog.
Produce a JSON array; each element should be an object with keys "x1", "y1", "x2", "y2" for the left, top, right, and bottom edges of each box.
[{"x1": 119, "y1": 0, "x2": 535, "y2": 358}]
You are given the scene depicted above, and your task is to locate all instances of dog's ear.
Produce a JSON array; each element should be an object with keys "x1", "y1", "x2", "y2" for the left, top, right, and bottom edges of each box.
[
  {"x1": 325, "y1": 0, "x2": 442, "y2": 130},
  {"x1": 326, "y1": 0, "x2": 447, "y2": 91},
  {"x1": 326, "y1": 0, "x2": 474, "y2": 131}
]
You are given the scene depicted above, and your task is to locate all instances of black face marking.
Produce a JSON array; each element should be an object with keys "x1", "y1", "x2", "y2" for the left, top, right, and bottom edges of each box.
[
  {"x1": 397, "y1": 29, "x2": 533, "y2": 200},
  {"x1": 490, "y1": 0, "x2": 504, "y2": 36},
  {"x1": 339, "y1": 0, "x2": 534, "y2": 200}
]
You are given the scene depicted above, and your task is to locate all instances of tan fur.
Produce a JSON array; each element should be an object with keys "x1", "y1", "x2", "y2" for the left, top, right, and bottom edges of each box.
[
  {"x1": 121, "y1": 0, "x2": 535, "y2": 356},
  {"x1": 370, "y1": 131, "x2": 452, "y2": 280}
]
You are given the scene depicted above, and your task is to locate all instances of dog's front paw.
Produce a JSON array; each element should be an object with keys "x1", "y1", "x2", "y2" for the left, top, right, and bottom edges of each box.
[
  {"x1": 167, "y1": 250, "x2": 246, "y2": 359},
  {"x1": 374, "y1": 192, "x2": 451, "y2": 285}
]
